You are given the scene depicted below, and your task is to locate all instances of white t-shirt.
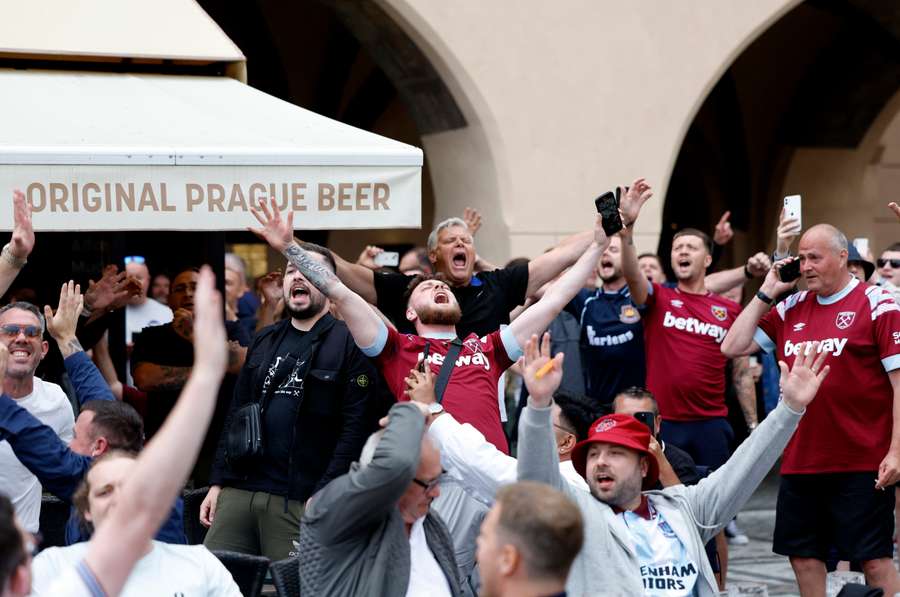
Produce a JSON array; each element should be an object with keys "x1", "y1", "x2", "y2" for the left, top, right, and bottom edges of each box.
[
  {"x1": 125, "y1": 298, "x2": 172, "y2": 385},
  {"x1": 125, "y1": 299, "x2": 173, "y2": 345},
  {"x1": 620, "y1": 500, "x2": 699, "y2": 596},
  {"x1": 31, "y1": 540, "x2": 242, "y2": 597},
  {"x1": 405, "y1": 517, "x2": 452, "y2": 597},
  {"x1": 0, "y1": 378, "x2": 74, "y2": 532}
]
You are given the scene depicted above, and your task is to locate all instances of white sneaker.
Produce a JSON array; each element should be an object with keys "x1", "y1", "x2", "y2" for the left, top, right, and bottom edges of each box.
[{"x1": 725, "y1": 520, "x2": 749, "y2": 545}]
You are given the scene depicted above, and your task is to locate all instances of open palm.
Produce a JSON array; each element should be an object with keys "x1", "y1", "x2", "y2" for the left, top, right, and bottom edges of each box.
[
  {"x1": 249, "y1": 198, "x2": 295, "y2": 252},
  {"x1": 779, "y1": 341, "x2": 831, "y2": 411},
  {"x1": 522, "y1": 333, "x2": 563, "y2": 406}
]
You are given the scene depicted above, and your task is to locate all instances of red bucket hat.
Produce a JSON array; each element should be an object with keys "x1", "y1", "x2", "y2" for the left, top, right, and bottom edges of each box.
[{"x1": 571, "y1": 414, "x2": 660, "y2": 490}]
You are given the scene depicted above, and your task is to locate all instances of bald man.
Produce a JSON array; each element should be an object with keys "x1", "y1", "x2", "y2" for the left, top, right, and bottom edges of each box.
[{"x1": 723, "y1": 224, "x2": 900, "y2": 596}]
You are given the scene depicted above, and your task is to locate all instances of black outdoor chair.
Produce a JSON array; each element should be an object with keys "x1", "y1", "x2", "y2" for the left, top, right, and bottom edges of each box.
[
  {"x1": 270, "y1": 557, "x2": 300, "y2": 597},
  {"x1": 39, "y1": 494, "x2": 72, "y2": 549},
  {"x1": 182, "y1": 486, "x2": 210, "y2": 545},
  {"x1": 212, "y1": 550, "x2": 269, "y2": 597}
]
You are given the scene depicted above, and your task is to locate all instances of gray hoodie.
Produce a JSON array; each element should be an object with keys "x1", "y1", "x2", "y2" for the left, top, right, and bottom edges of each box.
[
  {"x1": 518, "y1": 400, "x2": 803, "y2": 596},
  {"x1": 297, "y1": 402, "x2": 461, "y2": 596}
]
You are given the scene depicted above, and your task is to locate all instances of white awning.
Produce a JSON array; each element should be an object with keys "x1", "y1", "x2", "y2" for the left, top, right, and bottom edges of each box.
[{"x1": 0, "y1": 69, "x2": 423, "y2": 230}]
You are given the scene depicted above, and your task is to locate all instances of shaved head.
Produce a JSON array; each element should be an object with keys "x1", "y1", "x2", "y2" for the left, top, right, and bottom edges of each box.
[{"x1": 801, "y1": 224, "x2": 848, "y2": 255}]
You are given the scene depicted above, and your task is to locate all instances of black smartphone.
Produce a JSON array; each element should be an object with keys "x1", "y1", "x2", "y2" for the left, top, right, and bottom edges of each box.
[
  {"x1": 418, "y1": 342, "x2": 431, "y2": 372},
  {"x1": 633, "y1": 411, "x2": 655, "y2": 437},
  {"x1": 594, "y1": 191, "x2": 624, "y2": 236},
  {"x1": 778, "y1": 258, "x2": 801, "y2": 283}
]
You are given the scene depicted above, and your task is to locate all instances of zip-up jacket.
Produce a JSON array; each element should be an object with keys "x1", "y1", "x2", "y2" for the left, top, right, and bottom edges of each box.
[{"x1": 209, "y1": 315, "x2": 377, "y2": 501}]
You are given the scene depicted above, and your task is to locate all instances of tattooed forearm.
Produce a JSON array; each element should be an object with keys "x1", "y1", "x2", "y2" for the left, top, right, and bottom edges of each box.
[
  {"x1": 58, "y1": 337, "x2": 84, "y2": 359},
  {"x1": 134, "y1": 364, "x2": 191, "y2": 392},
  {"x1": 283, "y1": 242, "x2": 339, "y2": 296},
  {"x1": 732, "y1": 356, "x2": 758, "y2": 427}
]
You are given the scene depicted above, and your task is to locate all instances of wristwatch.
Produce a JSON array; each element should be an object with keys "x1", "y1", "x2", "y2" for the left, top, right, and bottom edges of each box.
[{"x1": 428, "y1": 403, "x2": 444, "y2": 416}]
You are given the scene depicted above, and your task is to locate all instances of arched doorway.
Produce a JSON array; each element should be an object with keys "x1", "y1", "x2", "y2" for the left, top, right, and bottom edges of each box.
[{"x1": 663, "y1": 0, "x2": 900, "y2": 273}]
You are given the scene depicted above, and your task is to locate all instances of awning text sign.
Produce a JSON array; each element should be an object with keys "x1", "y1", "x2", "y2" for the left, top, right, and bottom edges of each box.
[{"x1": 0, "y1": 164, "x2": 421, "y2": 230}]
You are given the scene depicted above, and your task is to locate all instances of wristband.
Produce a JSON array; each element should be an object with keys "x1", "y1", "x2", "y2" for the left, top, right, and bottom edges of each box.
[
  {"x1": 743, "y1": 264, "x2": 753, "y2": 279},
  {"x1": 1, "y1": 244, "x2": 26, "y2": 269},
  {"x1": 755, "y1": 290, "x2": 774, "y2": 305}
]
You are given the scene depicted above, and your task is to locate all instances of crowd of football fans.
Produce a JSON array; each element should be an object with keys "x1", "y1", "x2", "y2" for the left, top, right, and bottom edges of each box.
[{"x1": 1, "y1": 183, "x2": 900, "y2": 597}]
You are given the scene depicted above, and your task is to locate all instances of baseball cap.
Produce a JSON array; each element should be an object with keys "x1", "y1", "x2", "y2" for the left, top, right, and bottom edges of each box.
[
  {"x1": 847, "y1": 244, "x2": 874, "y2": 281},
  {"x1": 571, "y1": 414, "x2": 660, "y2": 490}
]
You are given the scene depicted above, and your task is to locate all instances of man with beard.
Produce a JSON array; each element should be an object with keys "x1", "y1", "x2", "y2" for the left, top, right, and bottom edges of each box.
[
  {"x1": 132, "y1": 268, "x2": 249, "y2": 484},
  {"x1": 200, "y1": 244, "x2": 378, "y2": 561},
  {"x1": 248, "y1": 199, "x2": 611, "y2": 455},
  {"x1": 517, "y1": 332, "x2": 831, "y2": 595}
]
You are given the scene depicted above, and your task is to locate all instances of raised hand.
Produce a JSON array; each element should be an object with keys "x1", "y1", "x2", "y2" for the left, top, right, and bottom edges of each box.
[
  {"x1": 778, "y1": 341, "x2": 830, "y2": 412},
  {"x1": 593, "y1": 213, "x2": 610, "y2": 251},
  {"x1": 890, "y1": 202, "x2": 900, "y2": 222},
  {"x1": 248, "y1": 198, "x2": 294, "y2": 252},
  {"x1": 713, "y1": 211, "x2": 733, "y2": 246},
  {"x1": 356, "y1": 245, "x2": 384, "y2": 270},
  {"x1": 619, "y1": 178, "x2": 653, "y2": 227},
  {"x1": 463, "y1": 207, "x2": 483, "y2": 235},
  {"x1": 10, "y1": 190, "x2": 34, "y2": 261},
  {"x1": 44, "y1": 281, "x2": 84, "y2": 353},
  {"x1": 745, "y1": 252, "x2": 772, "y2": 278},
  {"x1": 172, "y1": 308, "x2": 194, "y2": 342},
  {"x1": 522, "y1": 332, "x2": 564, "y2": 407},
  {"x1": 84, "y1": 265, "x2": 142, "y2": 315},
  {"x1": 776, "y1": 206, "x2": 800, "y2": 256},
  {"x1": 258, "y1": 271, "x2": 283, "y2": 307},
  {"x1": 191, "y1": 266, "x2": 227, "y2": 376}
]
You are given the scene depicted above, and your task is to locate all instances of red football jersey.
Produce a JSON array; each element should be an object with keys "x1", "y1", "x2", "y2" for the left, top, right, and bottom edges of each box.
[
  {"x1": 643, "y1": 283, "x2": 741, "y2": 420},
  {"x1": 377, "y1": 328, "x2": 513, "y2": 453},
  {"x1": 757, "y1": 279, "x2": 900, "y2": 474}
]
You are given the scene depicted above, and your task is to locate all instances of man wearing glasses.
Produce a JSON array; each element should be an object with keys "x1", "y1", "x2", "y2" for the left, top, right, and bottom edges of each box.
[
  {"x1": 297, "y1": 400, "x2": 460, "y2": 597},
  {"x1": 0, "y1": 302, "x2": 74, "y2": 535}
]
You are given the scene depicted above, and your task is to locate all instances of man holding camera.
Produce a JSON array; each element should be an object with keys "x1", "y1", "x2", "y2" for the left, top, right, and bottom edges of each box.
[{"x1": 722, "y1": 224, "x2": 900, "y2": 596}]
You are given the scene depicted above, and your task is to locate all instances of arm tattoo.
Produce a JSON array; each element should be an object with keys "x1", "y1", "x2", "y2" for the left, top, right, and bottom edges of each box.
[
  {"x1": 283, "y1": 243, "x2": 338, "y2": 296},
  {"x1": 150, "y1": 365, "x2": 191, "y2": 391},
  {"x1": 57, "y1": 336, "x2": 85, "y2": 358}
]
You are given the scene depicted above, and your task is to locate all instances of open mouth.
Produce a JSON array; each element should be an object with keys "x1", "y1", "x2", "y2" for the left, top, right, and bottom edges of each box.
[
  {"x1": 595, "y1": 474, "x2": 615, "y2": 490},
  {"x1": 434, "y1": 291, "x2": 450, "y2": 304},
  {"x1": 677, "y1": 259, "x2": 691, "y2": 268},
  {"x1": 290, "y1": 285, "x2": 310, "y2": 299},
  {"x1": 451, "y1": 250, "x2": 467, "y2": 268},
  {"x1": 10, "y1": 348, "x2": 30, "y2": 358},
  {"x1": 600, "y1": 260, "x2": 613, "y2": 269}
]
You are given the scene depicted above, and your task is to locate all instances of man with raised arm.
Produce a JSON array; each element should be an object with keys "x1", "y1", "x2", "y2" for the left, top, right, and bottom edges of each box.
[
  {"x1": 517, "y1": 332, "x2": 830, "y2": 596},
  {"x1": 618, "y1": 191, "x2": 757, "y2": 473},
  {"x1": 41, "y1": 266, "x2": 227, "y2": 596},
  {"x1": 322, "y1": 192, "x2": 639, "y2": 338},
  {"x1": 249, "y1": 198, "x2": 610, "y2": 454},
  {"x1": 721, "y1": 224, "x2": 900, "y2": 596}
]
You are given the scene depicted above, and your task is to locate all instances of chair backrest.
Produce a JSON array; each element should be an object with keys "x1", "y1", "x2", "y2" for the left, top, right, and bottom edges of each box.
[
  {"x1": 182, "y1": 487, "x2": 210, "y2": 545},
  {"x1": 39, "y1": 495, "x2": 72, "y2": 549},
  {"x1": 270, "y1": 557, "x2": 300, "y2": 597},
  {"x1": 211, "y1": 550, "x2": 270, "y2": 597}
]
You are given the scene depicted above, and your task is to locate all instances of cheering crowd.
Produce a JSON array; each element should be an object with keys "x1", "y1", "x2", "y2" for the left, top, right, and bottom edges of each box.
[{"x1": 0, "y1": 180, "x2": 899, "y2": 596}]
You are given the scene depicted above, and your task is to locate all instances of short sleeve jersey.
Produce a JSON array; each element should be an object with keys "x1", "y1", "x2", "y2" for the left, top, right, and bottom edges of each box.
[
  {"x1": 377, "y1": 328, "x2": 514, "y2": 453},
  {"x1": 642, "y1": 282, "x2": 741, "y2": 421},
  {"x1": 567, "y1": 286, "x2": 646, "y2": 405},
  {"x1": 756, "y1": 279, "x2": 900, "y2": 473},
  {"x1": 373, "y1": 264, "x2": 530, "y2": 338}
]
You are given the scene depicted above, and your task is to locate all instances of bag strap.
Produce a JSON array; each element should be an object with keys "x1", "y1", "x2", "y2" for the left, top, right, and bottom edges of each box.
[{"x1": 434, "y1": 338, "x2": 463, "y2": 404}]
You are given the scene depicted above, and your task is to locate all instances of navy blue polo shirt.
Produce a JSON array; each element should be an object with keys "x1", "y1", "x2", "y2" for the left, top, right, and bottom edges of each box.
[{"x1": 566, "y1": 286, "x2": 646, "y2": 406}]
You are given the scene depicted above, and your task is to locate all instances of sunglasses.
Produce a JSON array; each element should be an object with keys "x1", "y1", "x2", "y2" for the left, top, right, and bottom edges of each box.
[
  {"x1": 0, "y1": 324, "x2": 41, "y2": 338},
  {"x1": 124, "y1": 255, "x2": 146, "y2": 265},
  {"x1": 877, "y1": 258, "x2": 900, "y2": 269},
  {"x1": 412, "y1": 469, "x2": 447, "y2": 492}
]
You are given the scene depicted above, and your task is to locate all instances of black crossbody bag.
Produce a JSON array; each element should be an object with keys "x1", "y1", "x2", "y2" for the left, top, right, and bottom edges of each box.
[
  {"x1": 432, "y1": 338, "x2": 463, "y2": 404},
  {"x1": 226, "y1": 320, "x2": 331, "y2": 468}
]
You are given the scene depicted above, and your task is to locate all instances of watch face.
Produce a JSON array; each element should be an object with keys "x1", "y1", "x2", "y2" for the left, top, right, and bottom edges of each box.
[{"x1": 428, "y1": 403, "x2": 443, "y2": 414}]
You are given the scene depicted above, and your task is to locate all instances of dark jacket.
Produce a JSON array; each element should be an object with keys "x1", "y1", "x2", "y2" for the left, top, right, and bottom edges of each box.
[
  {"x1": 209, "y1": 314, "x2": 377, "y2": 501},
  {"x1": 0, "y1": 351, "x2": 185, "y2": 545},
  {"x1": 298, "y1": 402, "x2": 460, "y2": 596}
]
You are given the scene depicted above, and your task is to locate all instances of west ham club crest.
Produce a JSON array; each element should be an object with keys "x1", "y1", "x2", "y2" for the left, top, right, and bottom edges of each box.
[
  {"x1": 835, "y1": 311, "x2": 855, "y2": 330},
  {"x1": 711, "y1": 305, "x2": 728, "y2": 321}
]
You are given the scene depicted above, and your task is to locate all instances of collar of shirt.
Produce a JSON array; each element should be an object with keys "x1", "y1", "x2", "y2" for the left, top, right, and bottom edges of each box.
[
  {"x1": 612, "y1": 494, "x2": 652, "y2": 520},
  {"x1": 816, "y1": 276, "x2": 858, "y2": 305}
]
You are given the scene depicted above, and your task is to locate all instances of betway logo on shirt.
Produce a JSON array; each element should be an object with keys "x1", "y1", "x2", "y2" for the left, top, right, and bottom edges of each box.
[
  {"x1": 784, "y1": 337, "x2": 847, "y2": 357},
  {"x1": 662, "y1": 311, "x2": 727, "y2": 344},
  {"x1": 420, "y1": 351, "x2": 491, "y2": 371},
  {"x1": 586, "y1": 326, "x2": 635, "y2": 347}
]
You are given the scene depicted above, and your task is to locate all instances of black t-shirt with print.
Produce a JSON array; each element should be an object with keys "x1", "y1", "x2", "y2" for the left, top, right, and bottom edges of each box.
[
  {"x1": 257, "y1": 327, "x2": 314, "y2": 488},
  {"x1": 373, "y1": 264, "x2": 530, "y2": 338}
]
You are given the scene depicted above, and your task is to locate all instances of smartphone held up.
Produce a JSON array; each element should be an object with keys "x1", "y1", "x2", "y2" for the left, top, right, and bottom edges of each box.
[{"x1": 595, "y1": 190, "x2": 624, "y2": 237}]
